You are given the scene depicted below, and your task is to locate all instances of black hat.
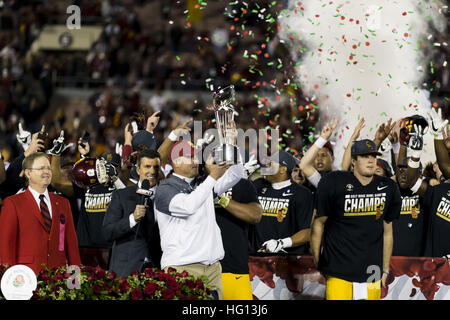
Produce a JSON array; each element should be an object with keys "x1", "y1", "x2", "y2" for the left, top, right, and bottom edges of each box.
[
  {"x1": 132, "y1": 130, "x2": 156, "y2": 151},
  {"x1": 397, "y1": 157, "x2": 423, "y2": 172},
  {"x1": 269, "y1": 150, "x2": 299, "y2": 173},
  {"x1": 351, "y1": 139, "x2": 382, "y2": 157},
  {"x1": 101, "y1": 152, "x2": 121, "y2": 167},
  {"x1": 376, "y1": 159, "x2": 393, "y2": 177}
]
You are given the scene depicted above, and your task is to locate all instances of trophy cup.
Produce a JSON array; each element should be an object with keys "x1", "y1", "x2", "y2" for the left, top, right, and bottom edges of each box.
[{"x1": 212, "y1": 85, "x2": 239, "y2": 164}]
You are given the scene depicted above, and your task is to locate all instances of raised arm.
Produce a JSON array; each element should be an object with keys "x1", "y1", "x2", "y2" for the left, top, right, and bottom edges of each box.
[
  {"x1": 405, "y1": 124, "x2": 428, "y2": 197},
  {"x1": 157, "y1": 118, "x2": 192, "y2": 166},
  {"x1": 50, "y1": 155, "x2": 74, "y2": 197},
  {"x1": 428, "y1": 107, "x2": 449, "y2": 180},
  {"x1": 342, "y1": 118, "x2": 365, "y2": 171},
  {"x1": 300, "y1": 118, "x2": 338, "y2": 181},
  {"x1": 48, "y1": 130, "x2": 75, "y2": 197},
  {"x1": 373, "y1": 118, "x2": 394, "y2": 149},
  {"x1": 435, "y1": 126, "x2": 450, "y2": 179}
]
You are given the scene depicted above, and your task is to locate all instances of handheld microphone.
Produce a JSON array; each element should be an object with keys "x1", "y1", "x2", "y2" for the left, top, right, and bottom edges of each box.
[
  {"x1": 135, "y1": 179, "x2": 151, "y2": 240},
  {"x1": 136, "y1": 179, "x2": 151, "y2": 206}
]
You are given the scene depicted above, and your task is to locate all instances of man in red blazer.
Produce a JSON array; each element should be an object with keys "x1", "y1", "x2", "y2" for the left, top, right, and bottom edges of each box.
[{"x1": 0, "y1": 152, "x2": 80, "y2": 275}]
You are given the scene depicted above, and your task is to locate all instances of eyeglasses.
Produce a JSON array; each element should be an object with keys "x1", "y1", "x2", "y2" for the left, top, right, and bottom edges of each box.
[{"x1": 28, "y1": 166, "x2": 52, "y2": 171}]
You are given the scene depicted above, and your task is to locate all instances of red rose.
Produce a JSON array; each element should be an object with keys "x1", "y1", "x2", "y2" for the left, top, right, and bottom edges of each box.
[
  {"x1": 144, "y1": 282, "x2": 157, "y2": 296},
  {"x1": 131, "y1": 270, "x2": 140, "y2": 276},
  {"x1": 120, "y1": 280, "x2": 131, "y2": 292},
  {"x1": 181, "y1": 270, "x2": 189, "y2": 278},
  {"x1": 92, "y1": 284, "x2": 102, "y2": 294},
  {"x1": 144, "y1": 268, "x2": 154, "y2": 278},
  {"x1": 96, "y1": 269, "x2": 106, "y2": 279},
  {"x1": 167, "y1": 278, "x2": 179, "y2": 291},
  {"x1": 167, "y1": 267, "x2": 176, "y2": 274},
  {"x1": 195, "y1": 280, "x2": 204, "y2": 290},
  {"x1": 54, "y1": 273, "x2": 63, "y2": 281},
  {"x1": 162, "y1": 288, "x2": 175, "y2": 300},
  {"x1": 131, "y1": 288, "x2": 142, "y2": 300},
  {"x1": 185, "y1": 280, "x2": 195, "y2": 289},
  {"x1": 108, "y1": 271, "x2": 117, "y2": 280}
]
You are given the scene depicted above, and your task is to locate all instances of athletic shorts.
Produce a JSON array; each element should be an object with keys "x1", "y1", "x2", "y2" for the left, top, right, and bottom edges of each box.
[
  {"x1": 326, "y1": 276, "x2": 381, "y2": 300},
  {"x1": 221, "y1": 273, "x2": 253, "y2": 300}
]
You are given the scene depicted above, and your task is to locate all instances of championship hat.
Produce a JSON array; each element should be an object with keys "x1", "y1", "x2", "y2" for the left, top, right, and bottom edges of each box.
[
  {"x1": 269, "y1": 150, "x2": 299, "y2": 173},
  {"x1": 132, "y1": 130, "x2": 156, "y2": 151},
  {"x1": 351, "y1": 139, "x2": 382, "y2": 157}
]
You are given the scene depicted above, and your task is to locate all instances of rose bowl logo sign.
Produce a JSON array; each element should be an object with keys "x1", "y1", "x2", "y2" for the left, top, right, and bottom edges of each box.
[{"x1": 0, "y1": 265, "x2": 37, "y2": 300}]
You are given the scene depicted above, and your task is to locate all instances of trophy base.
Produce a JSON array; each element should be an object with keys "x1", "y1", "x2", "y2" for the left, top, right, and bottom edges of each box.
[{"x1": 213, "y1": 144, "x2": 239, "y2": 164}]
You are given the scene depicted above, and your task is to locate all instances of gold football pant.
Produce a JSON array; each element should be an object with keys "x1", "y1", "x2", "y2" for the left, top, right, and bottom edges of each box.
[
  {"x1": 326, "y1": 276, "x2": 381, "y2": 300},
  {"x1": 221, "y1": 273, "x2": 253, "y2": 300}
]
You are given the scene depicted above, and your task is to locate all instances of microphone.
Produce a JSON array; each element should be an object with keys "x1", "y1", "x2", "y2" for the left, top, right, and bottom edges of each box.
[
  {"x1": 136, "y1": 179, "x2": 151, "y2": 206},
  {"x1": 134, "y1": 179, "x2": 151, "y2": 240}
]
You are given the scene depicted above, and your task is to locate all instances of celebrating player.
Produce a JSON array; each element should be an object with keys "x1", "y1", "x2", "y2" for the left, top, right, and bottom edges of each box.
[{"x1": 311, "y1": 139, "x2": 402, "y2": 300}]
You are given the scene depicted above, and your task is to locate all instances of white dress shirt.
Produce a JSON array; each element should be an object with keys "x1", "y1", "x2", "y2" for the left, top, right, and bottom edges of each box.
[
  {"x1": 28, "y1": 186, "x2": 52, "y2": 218},
  {"x1": 155, "y1": 163, "x2": 244, "y2": 269}
]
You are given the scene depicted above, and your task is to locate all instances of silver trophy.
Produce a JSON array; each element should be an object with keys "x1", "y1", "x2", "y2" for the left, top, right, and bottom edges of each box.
[{"x1": 212, "y1": 85, "x2": 239, "y2": 164}]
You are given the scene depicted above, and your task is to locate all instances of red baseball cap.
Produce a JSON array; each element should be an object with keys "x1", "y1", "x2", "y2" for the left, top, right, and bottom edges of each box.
[{"x1": 169, "y1": 141, "x2": 200, "y2": 163}]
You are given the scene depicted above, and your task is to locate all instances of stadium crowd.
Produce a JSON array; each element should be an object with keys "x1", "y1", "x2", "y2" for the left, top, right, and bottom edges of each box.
[{"x1": 0, "y1": 0, "x2": 449, "y2": 301}]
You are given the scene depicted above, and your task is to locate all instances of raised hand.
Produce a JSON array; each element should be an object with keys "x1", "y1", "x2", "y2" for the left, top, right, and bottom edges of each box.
[
  {"x1": 427, "y1": 107, "x2": 449, "y2": 139},
  {"x1": 115, "y1": 142, "x2": 123, "y2": 157},
  {"x1": 375, "y1": 118, "x2": 394, "y2": 143},
  {"x1": 171, "y1": 118, "x2": 193, "y2": 141},
  {"x1": 78, "y1": 137, "x2": 90, "y2": 156},
  {"x1": 350, "y1": 118, "x2": 365, "y2": 141},
  {"x1": 443, "y1": 126, "x2": 450, "y2": 152},
  {"x1": 243, "y1": 154, "x2": 260, "y2": 178},
  {"x1": 388, "y1": 119, "x2": 401, "y2": 144},
  {"x1": 408, "y1": 124, "x2": 425, "y2": 151},
  {"x1": 124, "y1": 123, "x2": 133, "y2": 145},
  {"x1": 195, "y1": 132, "x2": 215, "y2": 149},
  {"x1": 24, "y1": 126, "x2": 46, "y2": 157},
  {"x1": 320, "y1": 118, "x2": 339, "y2": 140},
  {"x1": 146, "y1": 111, "x2": 161, "y2": 133},
  {"x1": 47, "y1": 130, "x2": 73, "y2": 156},
  {"x1": 16, "y1": 123, "x2": 31, "y2": 151}
]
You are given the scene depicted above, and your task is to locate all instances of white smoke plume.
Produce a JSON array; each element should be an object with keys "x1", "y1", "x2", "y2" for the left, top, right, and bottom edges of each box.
[{"x1": 278, "y1": 0, "x2": 448, "y2": 168}]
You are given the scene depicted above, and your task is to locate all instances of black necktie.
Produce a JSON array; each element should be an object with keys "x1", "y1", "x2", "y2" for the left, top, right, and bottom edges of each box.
[{"x1": 39, "y1": 194, "x2": 52, "y2": 233}]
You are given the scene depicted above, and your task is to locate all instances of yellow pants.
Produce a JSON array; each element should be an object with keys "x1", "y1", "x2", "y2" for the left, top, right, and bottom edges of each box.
[
  {"x1": 221, "y1": 273, "x2": 253, "y2": 300},
  {"x1": 326, "y1": 276, "x2": 381, "y2": 300}
]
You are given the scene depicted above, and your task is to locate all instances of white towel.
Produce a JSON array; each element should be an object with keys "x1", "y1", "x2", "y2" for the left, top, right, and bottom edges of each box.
[{"x1": 353, "y1": 282, "x2": 368, "y2": 300}]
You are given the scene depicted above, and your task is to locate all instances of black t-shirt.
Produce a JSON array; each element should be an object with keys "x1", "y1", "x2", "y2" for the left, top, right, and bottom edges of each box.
[
  {"x1": 215, "y1": 179, "x2": 259, "y2": 274},
  {"x1": 75, "y1": 183, "x2": 115, "y2": 248},
  {"x1": 250, "y1": 178, "x2": 314, "y2": 255},
  {"x1": 392, "y1": 187, "x2": 430, "y2": 257},
  {"x1": 316, "y1": 171, "x2": 401, "y2": 283},
  {"x1": 424, "y1": 182, "x2": 450, "y2": 257}
]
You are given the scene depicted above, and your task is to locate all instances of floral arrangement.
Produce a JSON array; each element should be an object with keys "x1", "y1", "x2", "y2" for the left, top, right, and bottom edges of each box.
[{"x1": 0, "y1": 264, "x2": 212, "y2": 300}]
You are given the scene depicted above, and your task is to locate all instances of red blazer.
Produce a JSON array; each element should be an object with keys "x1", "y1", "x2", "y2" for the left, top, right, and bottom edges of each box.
[{"x1": 0, "y1": 189, "x2": 81, "y2": 275}]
